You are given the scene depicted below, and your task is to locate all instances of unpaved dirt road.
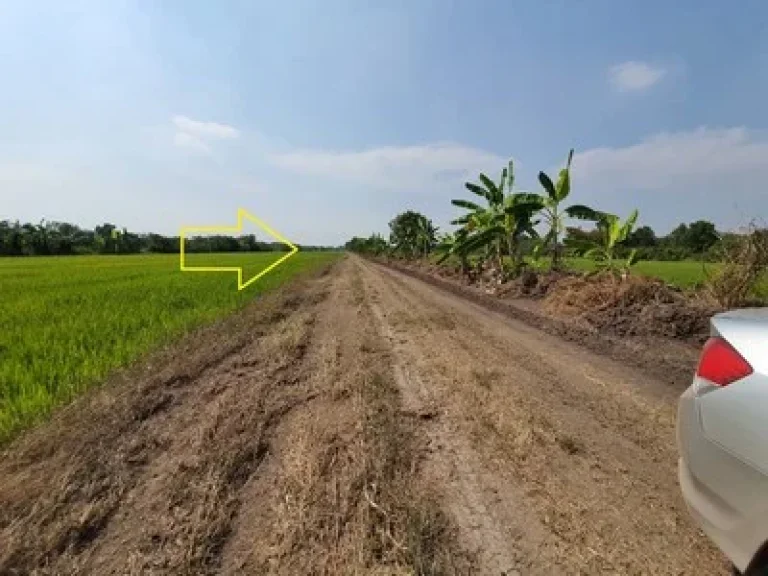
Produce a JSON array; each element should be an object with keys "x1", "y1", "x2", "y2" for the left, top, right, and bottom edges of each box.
[{"x1": 0, "y1": 256, "x2": 729, "y2": 575}]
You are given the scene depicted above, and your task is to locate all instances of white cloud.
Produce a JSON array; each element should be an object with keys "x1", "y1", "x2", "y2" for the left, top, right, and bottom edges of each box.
[
  {"x1": 569, "y1": 127, "x2": 768, "y2": 231},
  {"x1": 172, "y1": 116, "x2": 239, "y2": 139},
  {"x1": 173, "y1": 131, "x2": 211, "y2": 154},
  {"x1": 573, "y1": 127, "x2": 768, "y2": 185},
  {"x1": 171, "y1": 115, "x2": 239, "y2": 154},
  {"x1": 268, "y1": 143, "x2": 505, "y2": 191},
  {"x1": 609, "y1": 61, "x2": 666, "y2": 92}
]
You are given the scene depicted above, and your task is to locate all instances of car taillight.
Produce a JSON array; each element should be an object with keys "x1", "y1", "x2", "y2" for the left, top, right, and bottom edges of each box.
[{"x1": 696, "y1": 337, "x2": 753, "y2": 386}]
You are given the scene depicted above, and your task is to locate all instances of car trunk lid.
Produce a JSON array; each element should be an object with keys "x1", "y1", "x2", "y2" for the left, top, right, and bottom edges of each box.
[{"x1": 698, "y1": 310, "x2": 768, "y2": 474}]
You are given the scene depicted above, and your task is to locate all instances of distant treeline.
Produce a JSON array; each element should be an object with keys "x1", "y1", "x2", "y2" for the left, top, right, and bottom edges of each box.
[
  {"x1": 565, "y1": 220, "x2": 733, "y2": 262},
  {"x1": 0, "y1": 220, "x2": 336, "y2": 256},
  {"x1": 347, "y1": 219, "x2": 746, "y2": 263}
]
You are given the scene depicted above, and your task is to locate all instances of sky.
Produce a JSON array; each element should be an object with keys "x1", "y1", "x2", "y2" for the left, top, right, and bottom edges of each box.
[{"x1": 2, "y1": 0, "x2": 768, "y2": 246}]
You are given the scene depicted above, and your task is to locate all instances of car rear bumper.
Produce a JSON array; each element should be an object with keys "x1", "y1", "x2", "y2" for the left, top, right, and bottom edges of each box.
[
  {"x1": 678, "y1": 382, "x2": 768, "y2": 572},
  {"x1": 679, "y1": 456, "x2": 751, "y2": 571}
]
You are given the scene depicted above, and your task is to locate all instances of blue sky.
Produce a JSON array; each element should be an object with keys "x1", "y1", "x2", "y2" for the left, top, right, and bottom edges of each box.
[{"x1": 2, "y1": 0, "x2": 768, "y2": 245}]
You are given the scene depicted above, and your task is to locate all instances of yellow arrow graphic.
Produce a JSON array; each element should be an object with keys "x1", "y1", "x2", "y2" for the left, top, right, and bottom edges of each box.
[{"x1": 179, "y1": 208, "x2": 299, "y2": 291}]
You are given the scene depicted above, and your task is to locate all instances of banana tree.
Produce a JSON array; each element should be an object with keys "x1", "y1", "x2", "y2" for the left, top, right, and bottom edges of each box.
[
  {"x1": 451, "y1": 160, "x2": 543, "y2": 277},
  {"x1": 388, "y1": 210, "x2": 436, "y2": 259},
  {"x1": 535, "y1": 149, "x2": 590, "y2": 269},
  {"x1": 415, "y1": 215, "x2": 438, "y2": 258},
  {"x1": 502, "y1": 191, "x2": 544, "y2": 271},
  {"x1": 566, "y1": 207, "x2": 640, "y2": 275},
  {"x1": 527, "y1": 240, "x2": 548, "y2": 272},
  {"x1": 456, "y1": 209, "x2": 506, "y2": 273},
  {"x1": 451, "y1": 169, "x2": 507, "y2": 272},
  {"x1": 436, "y1": 229, "x2": 471, "y2": 276}
]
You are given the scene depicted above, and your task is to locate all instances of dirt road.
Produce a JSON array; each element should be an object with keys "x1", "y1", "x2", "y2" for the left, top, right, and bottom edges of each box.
[{"x1": 0, "y1": 256, "x2": 728, "y2": 575}]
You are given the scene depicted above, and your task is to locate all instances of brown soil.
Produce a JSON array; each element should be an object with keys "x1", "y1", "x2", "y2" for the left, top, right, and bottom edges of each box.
[
  {"x1": 383, "y1": 261, "x2": 703, "y2": 389},
  {"x1": 397, "y1": 259, "x2": 715, "y2": 347},
  {"x1": 498, "y1": 269, "x2": 576, "y2": 299},
  {"x1": 0, "y1": 256, "x2": 729, "y2": 575}
]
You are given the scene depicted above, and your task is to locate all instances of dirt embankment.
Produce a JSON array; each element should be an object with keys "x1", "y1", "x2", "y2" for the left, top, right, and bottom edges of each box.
[{"x1": 0, "y1": 256, "x2": 730, "y2": 575}]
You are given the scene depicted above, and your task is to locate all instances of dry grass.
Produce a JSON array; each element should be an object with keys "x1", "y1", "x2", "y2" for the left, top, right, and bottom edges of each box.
[
  {"x1": 235, "y1": 263, "x2": 471, "y2": 576},
  {"x1": 705, "y1": 227, "x2": 768, "y2": 308},
  {"x1": 471, "y1": 369, "x2": 502, "y2": 390},
  {"x1": 542, "y1": 272, "x2": 716, "y2": 343},
  {"x1": 542, "y1": 272, "x2": 682, "y2": 316},
  {"x1": 258, "y1": 369, "x2": 469, "y2": 575},
  {"x1": 360, "y1": 373, "x2": 468, "y2": 575}
]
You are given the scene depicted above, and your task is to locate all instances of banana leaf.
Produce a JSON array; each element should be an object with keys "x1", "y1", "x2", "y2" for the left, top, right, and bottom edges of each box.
[
  {"x1": 538, "y1": 171, "x2": 557, "y2": 200},
  {"x1": 465, "y1": 182, "x2": 491, "y2": 200},
  {"x1": 478, "y1": 174, "x2": 501, "y2": 204},
  {"x1": 457, "y1": 225, "x2": 505, "y2": 253},
  {"x1": 452, "y1": 199, "x2": 484, "y2": 212}
]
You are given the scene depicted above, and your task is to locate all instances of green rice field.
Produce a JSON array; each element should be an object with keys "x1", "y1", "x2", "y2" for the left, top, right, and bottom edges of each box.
[
  {"x1": 0, "y1": 251, "x2": 339, "y2": 443},
  {"x1": 565, "y1": 257, "x2": 768, "y2": 297}
]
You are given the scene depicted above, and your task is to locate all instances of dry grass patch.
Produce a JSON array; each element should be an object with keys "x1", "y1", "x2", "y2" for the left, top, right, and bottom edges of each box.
[
  {"x1": 543, "y1": 272, "x2": 716, "y2": 344},
  {"x1": 705, "y1": 227, "x2": 768, "y2": 308},
  {"x1": 256, "y1": 370, "x2": 472, "y2": 576}
]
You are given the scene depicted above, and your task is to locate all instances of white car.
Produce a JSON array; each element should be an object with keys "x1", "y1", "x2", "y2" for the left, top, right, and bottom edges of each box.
[{"x1": 677, "y1": 309, "x2": 768, "y2": 575}]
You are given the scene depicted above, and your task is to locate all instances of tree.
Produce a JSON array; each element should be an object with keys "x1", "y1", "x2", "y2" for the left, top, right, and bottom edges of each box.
[
  {"x1": 345, "y1": 234, "x2": 389, "y2": 255},
  {"x1": 238, "y1": 234, "x2": 260, "y2": 252},
  {"x1": 118, "y1": 229, "x2": 142, "y2": 254},
  {"x1": 21, "y1": 223, "x2": 37, "y2": 255},
  {"x1": 661, "y1": 220, "x2": 719, "y2": 257},
  {"x1": 451, "y1": 160, "x2": 543, "y2": 276},
  {"x1": 389, "y1": 211, "x2": 437, "y2": 258},
  {"x1": 568, "y1": 208, "x2": 640, "y2": 276},
  {"x1": 684, "y1": 220, "x2": 719, "y2": 253},
  {"x1": 536, "y1": 149, "x2": 589, "y2": 269},
  {"x1": 435, "y1": 229, "x2": 471, "y2": 276},
  {"x1": 147, "y1": 233, "x2": 177, "y2": 253},
  {"x1": 564, "y1": 226, "x2": 602, "y2": 256},
  {"x1": 368, "y1": 233, "x2": 390, "y2": 255},
  {"x1": 666, "y1": 223, "x2": 689, "y2": 247},
  {"x1": 415, "y1": 215, "x2": 439, "y2": 257},
  {"x1": 627, "y1": 225, "x2": 657, "y2": 247},
  {"x1": 6, "y1": 222, "x2": 24, "y2": 255},
  {"x1": 94, "y1": 223, "x2": 116, "y2": 254},
  {"x1": 0, "y1": 220, "x2": 21, "y2": 255},
  {"x1": 0, "y1": 218, "x2": 335, "y2": 256}
]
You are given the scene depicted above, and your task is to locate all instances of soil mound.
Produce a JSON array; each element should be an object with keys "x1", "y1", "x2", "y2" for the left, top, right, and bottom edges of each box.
[
  {"x1": 493, "y1": 270, "x2": 575, "y2": 299},
  {"x1": 520, "y1": 270, "x2": 574, "y2": 298},
  {"x1": 543, "y1": 273, "x2": 718, "y2": 344}
]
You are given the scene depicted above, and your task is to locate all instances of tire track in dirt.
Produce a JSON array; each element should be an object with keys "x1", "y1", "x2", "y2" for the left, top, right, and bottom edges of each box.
[
  {"x1": 355, "y1": 257, "x2": 729, "y2": 575},
  {"x1": 368, "y1": 290, "x2": 549, "y2": 575},
  {"x1": 217, "y1": 257, "x2": 471, "y2": 575},
  {"x1": 361, "y1": 261, "x2": 561, "y2": 576}
]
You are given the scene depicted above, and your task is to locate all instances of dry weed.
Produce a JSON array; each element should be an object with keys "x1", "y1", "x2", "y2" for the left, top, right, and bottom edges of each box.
[
  {"x1": 543, "y1": 273, "x2": 715, "y2": 343},
  {"x1": 360, "y1": 373, "x2": 469, "y2": 575},
  {"x1": 705, "y1": 226, "x2": 768, "y2": 308}
]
